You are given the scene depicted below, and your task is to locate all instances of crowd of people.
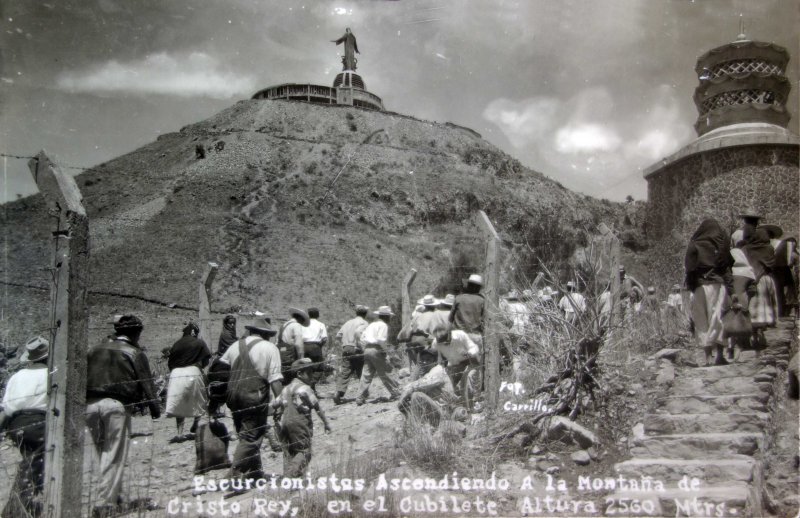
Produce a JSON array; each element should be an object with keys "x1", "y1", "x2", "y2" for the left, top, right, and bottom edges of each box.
[
  {"x1": 0, "y1": 210, "x2": 796, "y2": 517},
  {"x1": 685, "y1": 212, "x2": 798, "y2": 366},
  {"x1": 0, "y1": 273, "x2": 491, "y2": 517}
]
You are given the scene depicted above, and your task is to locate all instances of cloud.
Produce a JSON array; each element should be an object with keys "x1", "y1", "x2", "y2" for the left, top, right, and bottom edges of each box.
[
  {"x1": 56, "y1": 52, "x2": 256, "y2": 99},
  {"x1": 623, "y1": 85, "x2": 694, "y2": 161},
  {"x1": 555, "y1": 123, "x2": 621, "y2": 154},
  {"x1": 482, "y1": 97, "x2": 560, "y2": 148}
]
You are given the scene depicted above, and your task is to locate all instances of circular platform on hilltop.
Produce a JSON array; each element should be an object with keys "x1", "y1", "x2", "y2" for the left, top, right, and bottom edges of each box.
[{"x1": 251, "y1": 71, "x2": 383, "y2": 111}]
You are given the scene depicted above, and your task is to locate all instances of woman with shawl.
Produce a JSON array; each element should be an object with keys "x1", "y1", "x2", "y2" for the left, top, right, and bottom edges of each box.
[
  {"x1": 685, "y1": 219, "x2": 733, "y2": 365},
  {"x1": 741, "y1": 227, "x2": 779, "y2": 347},
  {"x1": 165, "y1": 322, "x2": 211, "y2": 442},
  {"x1": 217, "y1": 315, "x2": 238, "y2": 356}
]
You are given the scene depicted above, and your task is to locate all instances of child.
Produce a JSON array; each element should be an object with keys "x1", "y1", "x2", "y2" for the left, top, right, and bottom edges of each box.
[
  {"x1": 726, "y1": 248, "x2": 757, "y2": 360},
  {"x1": 271, "y1": 358, "x2": 332, "y2": 478}
]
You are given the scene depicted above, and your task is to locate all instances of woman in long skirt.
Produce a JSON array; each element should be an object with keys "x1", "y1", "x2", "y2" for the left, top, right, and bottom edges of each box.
[
  {"x1": 165, "y1": 323, "x2": 212, "y2": 442},
  {"x1": 742, "y1": 228, "x2": 779, "y2": 350},
  {"x1": 685, "y1": 219, "x2": 733, "y2": 366}
]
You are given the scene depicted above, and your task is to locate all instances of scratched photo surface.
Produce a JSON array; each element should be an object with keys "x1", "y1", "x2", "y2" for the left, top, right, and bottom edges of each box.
[{"x1": 0, "y1": 1, "x2": 798, "y2": 517}]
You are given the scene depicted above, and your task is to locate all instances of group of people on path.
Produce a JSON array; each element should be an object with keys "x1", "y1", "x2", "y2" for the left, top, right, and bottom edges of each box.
[
  {"x1": 685, "y1": 212, "x2": 798, "y2": 366},
  {"x1": 0, "y1": 270, "x2": 491, "y2": 516}
]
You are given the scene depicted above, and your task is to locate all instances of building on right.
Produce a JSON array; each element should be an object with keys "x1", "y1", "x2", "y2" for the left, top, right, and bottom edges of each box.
[{"x1": 644, "y1": 31, "x2": 799, "y2": 257}]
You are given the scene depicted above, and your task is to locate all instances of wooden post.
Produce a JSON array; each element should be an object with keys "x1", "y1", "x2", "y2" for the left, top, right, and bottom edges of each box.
[
  {"x1": 608, "y1": 231, "x2": 622, "y2": 329},
  {"x1": 199, "y1": 262, "x2": 219, "y2": 345},
  {"x1": 29, "y1": 151, "x2": 89, "y2": 518},
  {"x1": 477, "y1": 210, "x2": 501, "y2": 412},
  {"x1": 401, "y1": 268, "x2": 417, "y2": 328}
]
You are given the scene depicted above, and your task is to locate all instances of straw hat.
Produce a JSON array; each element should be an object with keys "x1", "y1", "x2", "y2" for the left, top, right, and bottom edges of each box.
[
  {"x1": 421, "y1": 294, "x2": 438, "y2": 307},
  {"x1": 504, "y1": 290, "x2": 520, "y2": 301},
  {"x1": 440, "y1": 294, "x2": 455, "y2": 307},
  {"x1": 466, "y1": 274, "x2": 484, "y2": 286},
  {"x1": 374, "y1": 306, "x2": 395, "y2": 317},
  {"x1": 759, "y1": 224, "x2": 783, "y2": 239},
  {"x1": 244, "y1": 316, "x2": 278, "y2": 337},
  {"x1": 289, "y1": 307, "x2": 310, "y2": 326},
  {"x1": 20, "y1": 336, "x2": 49, "y2": 363}
]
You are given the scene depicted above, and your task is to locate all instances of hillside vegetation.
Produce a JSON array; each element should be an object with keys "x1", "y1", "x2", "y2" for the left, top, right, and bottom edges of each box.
[{"x1": 1, "y1": 99, "x2": 630, "y2": 347}]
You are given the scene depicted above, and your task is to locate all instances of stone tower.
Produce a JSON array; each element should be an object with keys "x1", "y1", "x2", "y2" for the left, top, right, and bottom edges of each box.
[{"x1": 643, "y1": 32, "x2": 799, "y2": 259}]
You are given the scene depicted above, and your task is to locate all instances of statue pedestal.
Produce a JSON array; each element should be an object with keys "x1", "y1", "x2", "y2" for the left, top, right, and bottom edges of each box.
[{"x1": 333, "y1": 70, "x2": 365, "y2": 90}]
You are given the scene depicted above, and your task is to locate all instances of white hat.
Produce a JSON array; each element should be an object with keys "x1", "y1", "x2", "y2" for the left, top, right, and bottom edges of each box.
[
  {"x1": 440, "y1": 294, "x2": 455, "y2": 307},
  {"x1": 467, "y1": 274, "x2": 483, "y2": 286},
  {"x1": 374, "y1": 305, "x2": 395, "y2": 317},
  {"x1": 421, "y1": 294, "x2": 438, "y2": 306},
  {"x1": 566, "y1": 281, "x2": 575, "y2": 289},
  {"x1": 21, "y1": 336, "x2": 49, "y2": 363}
]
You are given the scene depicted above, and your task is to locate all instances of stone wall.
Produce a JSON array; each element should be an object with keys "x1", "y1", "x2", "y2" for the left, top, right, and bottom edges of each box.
[{"x1": 643, "y1": 144, "x2": 799, "y2": 283}]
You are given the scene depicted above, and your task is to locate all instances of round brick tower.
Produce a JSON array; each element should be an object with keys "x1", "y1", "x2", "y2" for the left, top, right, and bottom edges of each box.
[{"x1": 643, "y1": 31, "x2": 799, "y2": 280}]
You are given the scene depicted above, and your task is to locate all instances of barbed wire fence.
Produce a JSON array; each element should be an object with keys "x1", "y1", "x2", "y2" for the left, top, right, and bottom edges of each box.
[{"x1": 0, "y1": 149, "x2": 654, "y2": 516}]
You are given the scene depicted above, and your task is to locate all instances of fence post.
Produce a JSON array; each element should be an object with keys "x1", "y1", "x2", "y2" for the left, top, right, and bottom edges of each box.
[
  {"x1": 401, "y1": 268, "x2": 417, "y2": 328},
  {"x1": 199, "y1": 262, "x2": 218, "y2": 344},
  {"x1": 29, "y1": 151, "x2": 89, "y2": 518},
  {"x1": 477, "y1": 210, "x2": 501, "y2": 412}
]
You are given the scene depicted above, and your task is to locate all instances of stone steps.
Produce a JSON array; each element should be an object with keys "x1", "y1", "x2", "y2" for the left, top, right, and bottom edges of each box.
[
  {"x1": 643, "y1": 412, "x2": 769, "y2": 435},
  {"x1": 615, "y1": 321, "x2": 794, "y2": 517},
  {"x1": 613, "y1": 457, "x2": 757, "y2": 484},
  {"x1": 670, "y1": 376, "x2": 772, "y2": 396},
  {"x1": 659, "y1": 393, "x2": 769, "y2": 414},
  {"x1": 689, "y1": 364, "x2": 762, "y2": 380},
  {"x1": 630, "y1": 432, "x2": 761, "y2": 458},
  {"x1": 605, "y1": 481, "x2": 750, "y2": 517}
]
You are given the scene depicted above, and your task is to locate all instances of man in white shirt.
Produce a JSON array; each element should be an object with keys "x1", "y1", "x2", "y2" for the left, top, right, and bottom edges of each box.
[
  {"x1": 277, "y1": 308, "x2": 309, "y2": 384},
  {"x1": 302, "y1": 307, "x2": 328, "y2": 389},
  {"x1": 1, "y1": 337, "x2": 50, "y2": 517},
  {"x1": 356, "y1": 306, "x2": 401, "y2": 405},
  {"x1": 333, "y1": 305, "x2": 369, "y2": 405},
  {"x1": 666, "y1": 284, "x2": 683, "y2": 310},
  {"x1": 221, "y1": 318, "x2": 284, "y2": 479},
  {"x1": 558, "y1": 281, "x2": 586, "y2": 324}
]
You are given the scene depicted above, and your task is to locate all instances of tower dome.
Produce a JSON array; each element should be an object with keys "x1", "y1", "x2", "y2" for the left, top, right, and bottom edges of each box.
[{"x1": 693, "y1": 36, "x2": 791, "y2": 135}]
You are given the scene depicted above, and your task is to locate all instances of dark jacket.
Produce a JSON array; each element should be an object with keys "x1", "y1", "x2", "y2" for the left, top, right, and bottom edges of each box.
[
  {"x1": 86, "y1": 336, "x2": 162, "y2": 418},
  {"x1": 449, "y1": 293, "x2": 485, "y2": 334}
]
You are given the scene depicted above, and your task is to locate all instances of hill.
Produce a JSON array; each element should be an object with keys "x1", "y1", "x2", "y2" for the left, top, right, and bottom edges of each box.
[{"x1": 0, "y1": 99, "x2": 630, "y2": 347}]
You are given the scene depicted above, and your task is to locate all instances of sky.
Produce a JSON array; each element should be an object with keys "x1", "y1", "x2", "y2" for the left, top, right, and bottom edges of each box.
[{"x1": 1, "y1": 0, "x2": 797, "y2": 203}]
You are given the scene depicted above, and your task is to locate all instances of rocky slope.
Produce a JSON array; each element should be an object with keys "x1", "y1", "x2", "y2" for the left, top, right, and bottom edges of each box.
[{"x1": 1, "y1": 99, "x2": 628, "y2": 348}]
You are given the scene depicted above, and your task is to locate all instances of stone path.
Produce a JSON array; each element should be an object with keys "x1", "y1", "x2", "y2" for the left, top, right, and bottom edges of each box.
[{"x1": 610, "y1": 320, "x2": 794, "y2": 517}]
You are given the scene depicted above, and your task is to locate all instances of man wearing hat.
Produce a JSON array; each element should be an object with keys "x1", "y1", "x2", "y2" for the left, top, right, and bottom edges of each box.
[
  {"x1": 642, "y1": 286, "x2": 660, "y2": 314},
  {"x1": 0, "y1": 337, "x2": 49, "y2": 517},
  {"x1": 397, "y1": 294, "x2": 448, "y2": 380},
  {"x1": 558, "y1": 281, "x2": 587, "y2": 323},
  {"x1": 733, "y1": 211, "x2": 762, "y2": 247},
  {"x1": 666, "y1": 284, "x2": 683, "y2": 311},
  {"x1": 333, "y1": 305, "x2": 370, "y2": 405},
  {"x1": 85, "y1": 315, "x2": 161, "y2": 518},
  {"x1": 276, "y1": 308, "x2": 309, "y2": 384},
  {"x1": 356, "y1": 306, "x2": 401, "y2": 405},
  {"x1": 302, "y1": 307, "x2": 329, "y2": 389},
  {"x1": 449, "y1": 274, "x2": 485, "y2": 348},
  {"x1": 220, "y1": 317, "x2": 284, "y2": 480}
]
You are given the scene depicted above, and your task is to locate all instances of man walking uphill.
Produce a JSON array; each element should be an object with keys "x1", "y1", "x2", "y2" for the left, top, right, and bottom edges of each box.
[
  {"x1": 450, "y1": 274, "x2": 485, "y2": 349},
  {"x1": 0, "y1": 337, "x2": 50, "y2": 518},
  {"x1": 221, "y1": 317, "x2": 284, "y2": 486},
  {"x1": 333, "y1": 305, "x2": 369, "y2": 405},
  {"x1": 85, "y1": 315, "x2": 161, "y2": 518},
  {"x1": 356, "y1": 306, "x2": 401, "y2": 405}
]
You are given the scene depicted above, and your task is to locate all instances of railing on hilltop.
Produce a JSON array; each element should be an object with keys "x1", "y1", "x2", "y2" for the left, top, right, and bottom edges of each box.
[{"x1": 252, "y1": 83, "x2": 383, "y2": 111}]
